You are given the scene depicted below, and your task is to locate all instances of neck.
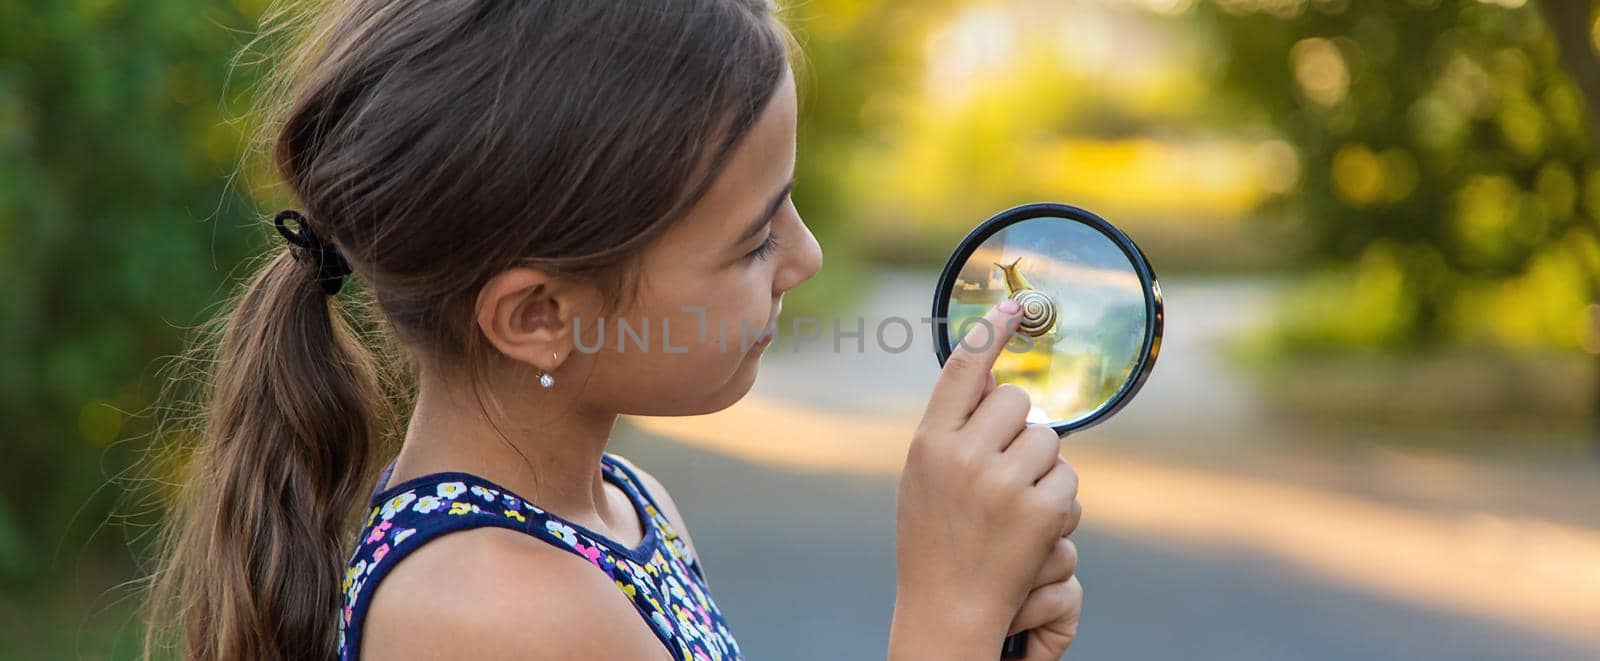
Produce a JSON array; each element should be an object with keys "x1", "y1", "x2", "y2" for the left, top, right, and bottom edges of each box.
[{"x1": 389, "y1": 362, "x2": 626, "y2": 531}]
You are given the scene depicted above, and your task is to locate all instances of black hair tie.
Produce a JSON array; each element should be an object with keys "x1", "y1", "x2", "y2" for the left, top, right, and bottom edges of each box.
[{"x1": 274, "y1": 209, "x2": 352, "y2": 296}]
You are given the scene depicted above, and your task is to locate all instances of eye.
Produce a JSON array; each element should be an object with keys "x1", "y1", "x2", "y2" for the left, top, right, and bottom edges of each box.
[{"x1": 748, "y1": 232, "x2": 781, "y2": 261}]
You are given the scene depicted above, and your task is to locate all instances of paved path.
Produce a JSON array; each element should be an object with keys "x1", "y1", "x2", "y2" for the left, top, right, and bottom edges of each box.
[{"x1": 611, "y1": 429, "x2": 1598, "y2": 661}]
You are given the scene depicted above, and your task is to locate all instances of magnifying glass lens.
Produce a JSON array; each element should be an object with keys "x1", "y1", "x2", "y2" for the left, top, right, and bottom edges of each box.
[{"x1": 936, "y1": 208, "x2": 1160, "y2": 433}]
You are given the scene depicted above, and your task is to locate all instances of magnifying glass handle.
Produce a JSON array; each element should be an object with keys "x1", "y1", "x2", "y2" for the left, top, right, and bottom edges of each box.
[{"x1": 1001, "y1": 632, "x2": 1027, "y2": 658}]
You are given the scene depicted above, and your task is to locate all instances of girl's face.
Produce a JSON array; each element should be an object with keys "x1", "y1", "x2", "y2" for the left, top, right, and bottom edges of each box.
[{"x1": 576, "y1": 69, "x2": 821, "y2": 416}]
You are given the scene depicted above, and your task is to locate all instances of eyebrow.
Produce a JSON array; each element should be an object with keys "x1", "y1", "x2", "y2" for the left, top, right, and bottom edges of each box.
[{"x1": 735, "y1": 179, "x2": 795, "y2": 247}]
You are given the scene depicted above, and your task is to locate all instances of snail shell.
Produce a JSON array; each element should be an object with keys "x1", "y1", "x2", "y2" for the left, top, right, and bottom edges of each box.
[
  {"x1": 1013, "y1": 289, "x2": 1056, "y2": 338},
  {"x1": 994, "y1": 258, "x2": 1057, "y2": 338}
]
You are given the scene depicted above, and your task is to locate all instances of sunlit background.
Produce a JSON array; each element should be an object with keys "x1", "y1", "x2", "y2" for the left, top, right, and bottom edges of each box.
[{"x1": 4, "y1": 0, "x2": 1599, "y2": 658}]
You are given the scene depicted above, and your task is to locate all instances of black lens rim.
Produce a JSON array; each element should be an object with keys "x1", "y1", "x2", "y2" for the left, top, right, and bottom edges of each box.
[{"x1": 931, "y1": 202, "x2": 1164, "y2": 436}]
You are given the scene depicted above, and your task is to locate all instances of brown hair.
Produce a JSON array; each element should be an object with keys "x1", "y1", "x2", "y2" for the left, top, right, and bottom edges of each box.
[{"x1": 143, "y1": 1, "x2": 792, "y2": 659}]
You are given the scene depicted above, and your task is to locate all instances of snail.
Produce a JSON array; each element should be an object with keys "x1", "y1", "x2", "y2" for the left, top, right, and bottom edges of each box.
[{"x1": 995, "y1": 258, "x2": 1057, "y2": 338}]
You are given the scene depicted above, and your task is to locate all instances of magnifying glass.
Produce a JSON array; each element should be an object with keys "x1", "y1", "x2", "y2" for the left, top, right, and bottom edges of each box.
[{"x1": 930, "y1": 202, "x2": 1164, "y2": 657}]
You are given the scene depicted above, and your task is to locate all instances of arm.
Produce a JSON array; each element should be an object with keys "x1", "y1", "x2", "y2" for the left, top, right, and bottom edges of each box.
[
  {"x1": 888, "y1": 596, "x2": 1009, "y2": 660},
  {"x1": 361, "y1": 527, "x2": 671, "y2": 660}
]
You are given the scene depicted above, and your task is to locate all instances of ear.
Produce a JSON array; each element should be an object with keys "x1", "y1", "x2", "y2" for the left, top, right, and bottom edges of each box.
[{"x1": 474, "y1": 267, "x2": 590, "y2": 373}]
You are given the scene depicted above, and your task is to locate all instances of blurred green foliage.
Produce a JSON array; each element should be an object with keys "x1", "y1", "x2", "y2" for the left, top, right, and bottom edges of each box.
[
  {"x1": 777, "y1": 0, "x2": 964, "y2": 317},
  {"x1": 1196, "y1": 0, "x2": 1600, "y2": 354},
  {"x1": 0, "y1": 0, "x2": 268, "y2": 601}
]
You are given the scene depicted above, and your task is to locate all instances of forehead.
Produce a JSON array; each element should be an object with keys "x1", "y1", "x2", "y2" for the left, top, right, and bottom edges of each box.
[{"x1": 646, "y1": 70, "x2": 797, "y2": 256}]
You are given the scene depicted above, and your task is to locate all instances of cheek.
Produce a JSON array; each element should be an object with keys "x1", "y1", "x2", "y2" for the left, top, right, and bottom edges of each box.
[
  {"x1": 659, "y1": 265, "x2": 775, "y2": 346},
  {"x1": 579, "y1": 274, "x2": 772, "y2": 414}
]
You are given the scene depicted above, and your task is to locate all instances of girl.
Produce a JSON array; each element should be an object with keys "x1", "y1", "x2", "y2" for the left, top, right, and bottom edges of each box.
[{"x1": 146, "y1": 1, "x2": 1083, "y2": 659}]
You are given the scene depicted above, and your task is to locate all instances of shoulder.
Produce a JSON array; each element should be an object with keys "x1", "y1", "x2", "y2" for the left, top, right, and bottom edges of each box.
[
  {"x1": 607, "y1": 453, "x2": 702, "y2": 564},
  {"x1": 359, "y1": 527, "x2": 668, "y2": 660}
]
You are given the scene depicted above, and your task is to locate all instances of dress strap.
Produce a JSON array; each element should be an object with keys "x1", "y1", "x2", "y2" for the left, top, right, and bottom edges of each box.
[
  {"x1": 340, "y1": 466, "x2": 680, "y2": 660},
  {"x1": 600, "y1": 453, "x2": 706, "y2": 581},
  {"x1": 339, "y1": 458, "x2": 741, "y2": 661}
]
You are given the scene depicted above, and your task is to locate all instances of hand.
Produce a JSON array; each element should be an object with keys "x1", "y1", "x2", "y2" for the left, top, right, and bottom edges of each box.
[
  {"x1": 890, "y1": 300, "x2": 1082, "y2": 660},
  {"x1": 1005, "y1": 502, "x2": 1084, "y2": 660}
]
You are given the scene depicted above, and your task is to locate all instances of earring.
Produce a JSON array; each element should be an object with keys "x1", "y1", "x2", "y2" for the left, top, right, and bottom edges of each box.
[{"x1": 537, "y1": 352, "x2": 556, "y2": 389}]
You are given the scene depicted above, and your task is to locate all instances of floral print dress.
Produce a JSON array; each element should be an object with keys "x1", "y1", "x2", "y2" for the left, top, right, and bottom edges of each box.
[{"x1": 338, "y1": 453, "x2": 741, "y2": 661}]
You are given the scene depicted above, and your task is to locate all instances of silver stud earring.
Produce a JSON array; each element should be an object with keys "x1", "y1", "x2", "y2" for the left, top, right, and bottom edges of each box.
[{"x1": 537, "y1": 352, "x2": 556, "y2": 389}]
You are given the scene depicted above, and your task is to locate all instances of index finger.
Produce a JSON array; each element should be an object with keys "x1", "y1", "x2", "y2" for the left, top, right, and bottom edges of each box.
[{"x1": 924, "y1": 298, "x2": 1024, "y2": 430}]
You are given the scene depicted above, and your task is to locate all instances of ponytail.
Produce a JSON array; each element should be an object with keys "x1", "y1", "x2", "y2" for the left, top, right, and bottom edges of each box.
[{"x1": 145, "y1": 241, "x2": 390, "y2": 660}]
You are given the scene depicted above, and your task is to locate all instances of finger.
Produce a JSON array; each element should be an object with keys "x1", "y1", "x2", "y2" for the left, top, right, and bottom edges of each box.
[
  {"x1": 1018, "y1": 575, "x2": 1083, "y2": 659},
  {"x1": 963, "y1": 384, "x2": 1031, "y2": 451},
  {"x1": 1007, "y1": 578, "x2": 1079, "y2": 635},
  {"x1": 981, "y1": 370, "x2": 998, "y2": 397},
  {"x1": 1062, "y1": 497, "x2": 1083, "y2": 537},
  {"x1": 999, "y1": 424, "x2": 1061, "y2": 482},
  {"x1": 1030, "y1": 537, "x2": 1077, "y2": 589},
  {"x1": 923, "y1": 299, "x2": 1023, "y2": 430},
  {"x1": 1034, "y1": 457, "x2": 1079, "y2": 531}
]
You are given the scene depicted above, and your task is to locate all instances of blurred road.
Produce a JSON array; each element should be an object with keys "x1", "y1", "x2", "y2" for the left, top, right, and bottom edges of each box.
[
  {"x1": 612, "y1": 271, "x2": 1600, "y2": 661},
  {"x1": 611, "y1": 431, "x2": 1600, "y2": 661}
]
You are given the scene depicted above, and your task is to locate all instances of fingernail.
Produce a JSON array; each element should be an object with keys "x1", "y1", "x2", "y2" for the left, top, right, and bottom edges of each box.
[{"x1": 998, "y1": 298, "x2": 1020, "y2": 315}]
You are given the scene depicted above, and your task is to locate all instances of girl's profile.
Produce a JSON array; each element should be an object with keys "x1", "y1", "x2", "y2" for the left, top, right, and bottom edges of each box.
[{"x1": 143, "y1": 2, "x2": 1083, "y2": 659}]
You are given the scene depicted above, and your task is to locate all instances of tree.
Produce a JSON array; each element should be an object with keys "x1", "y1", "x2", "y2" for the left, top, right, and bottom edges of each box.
[
  {"x1": 0, "y1": 0, "x2": 261, "y2": 589},
  {"x1": 1196, "y1": 0, "x2": 1599, "y2": 357}
]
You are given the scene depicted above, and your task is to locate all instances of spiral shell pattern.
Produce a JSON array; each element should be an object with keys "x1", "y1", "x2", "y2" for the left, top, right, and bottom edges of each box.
[{"x1": 1013, "y1": 290, "x2": 1056, "y2": 337}]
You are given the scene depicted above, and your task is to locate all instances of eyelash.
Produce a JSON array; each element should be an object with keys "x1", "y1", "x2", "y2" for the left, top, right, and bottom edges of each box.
[
  {"x1": 749, "y1": 232, "x2": 781, "y2": 261},
  {"x1": 748, "y1": 188, "x2": 795, "y2": 262}
]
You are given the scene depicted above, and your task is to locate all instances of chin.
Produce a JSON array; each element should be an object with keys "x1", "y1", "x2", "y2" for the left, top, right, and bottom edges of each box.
[
  {"x1": 667, "y1": 353, "x2": 764, "y2": 417},
  {"x1": 620, "y1": 342, "x2": 771, "y2": 417}
]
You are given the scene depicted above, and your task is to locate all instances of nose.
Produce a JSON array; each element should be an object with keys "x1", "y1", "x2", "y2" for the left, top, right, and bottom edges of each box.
[{"x1": 776, "y1": 213, "x2": 823, "y2": 294}]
